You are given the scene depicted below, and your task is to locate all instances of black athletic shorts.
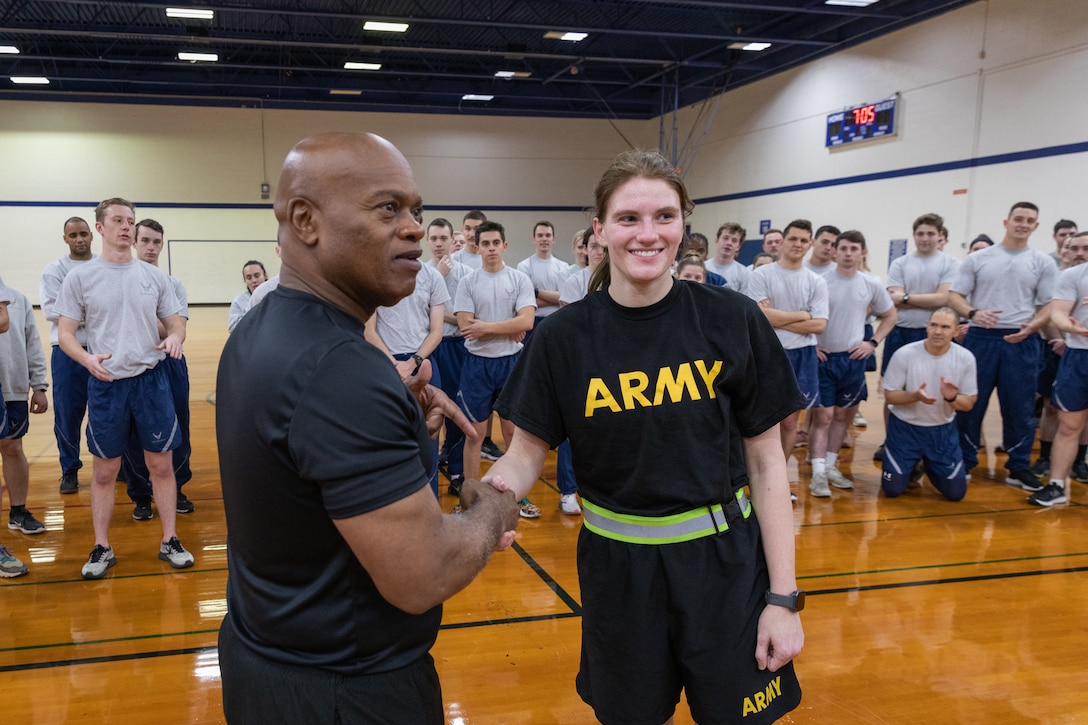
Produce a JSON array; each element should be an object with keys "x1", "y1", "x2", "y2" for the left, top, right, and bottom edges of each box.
[
  {"x1": 219, "y1": 613, "x2": 444, "y2": 724},
  {"x1": 575, "y1": 510, "x2": 802, "y2": 725}
]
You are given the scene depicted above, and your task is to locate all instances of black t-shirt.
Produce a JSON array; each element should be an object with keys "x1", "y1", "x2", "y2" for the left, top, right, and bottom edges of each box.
[
  {"x1": 216, "y1": 286, "x2": 437, "y2": 674},
  {"x1": 496, "y1": 280, "x2": 804, "y2": 516}
]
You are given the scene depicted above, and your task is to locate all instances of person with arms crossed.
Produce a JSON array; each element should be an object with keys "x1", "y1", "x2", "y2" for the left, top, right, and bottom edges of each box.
[
  {"x1": 54, "y1": 198, "x2": 194, "y2": 579},
  {"x1": 881, "y1": 308, "x2": 978, "y2": 501},
  {"x1": 215, "y1": 132, "x2": 519, "y2": 724},
  {"x1": 40, "y1": 216, "x2": 96, "y2": 494},
  {"x1": 487, "y1": 149, "x2": 804, "y2": 724}
]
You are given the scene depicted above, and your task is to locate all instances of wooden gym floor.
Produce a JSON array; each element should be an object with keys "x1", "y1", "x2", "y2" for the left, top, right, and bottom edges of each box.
[{"x1": 2, "y1": 307, "x2": 1086, "y2": 723}]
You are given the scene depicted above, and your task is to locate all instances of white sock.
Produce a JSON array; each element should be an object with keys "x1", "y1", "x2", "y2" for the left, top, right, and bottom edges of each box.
[
  {"x1": 826, "y1": 452, "x2": 839, "y2": 469},
  {"x1": 812, "y1": 458, "x2": 826, "y2": 474},
  {"x1": 1050, "y1": 478, "x2": 1064, "y2": 489}
]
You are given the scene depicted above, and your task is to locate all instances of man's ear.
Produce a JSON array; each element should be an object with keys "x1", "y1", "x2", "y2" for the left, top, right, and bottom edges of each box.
[{"x1": 288, "y1": 197, "x2": 320, "y2": 246}]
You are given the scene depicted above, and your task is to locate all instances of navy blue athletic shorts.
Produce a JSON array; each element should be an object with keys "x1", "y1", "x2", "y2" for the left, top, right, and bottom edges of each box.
[
  {"x1": 784, "y1": 346, "x2": 820, "y2": 410},
  {"x1": 86, "y1": 364, "x2": 179, "y2": 459},
  {"x1": 458, "y1": 352, "x2": 519, "y2": 424},
  {"x1": 1052, "y1": 348, "x2": 1088, "y2": 413},
  {"x1": 817, "y1": 352, "x2": 867, "y2": 409},
  {"x1": 882, "y1": 414, "x2": 966, "y2": 501},
  {"x1": 1, "y1": 400, "x2": 28, "y2": 440}
]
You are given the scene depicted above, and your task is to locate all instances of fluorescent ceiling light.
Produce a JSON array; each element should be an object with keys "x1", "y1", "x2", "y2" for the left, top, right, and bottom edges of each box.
[
  {"x1": 330, "y1": 89, "x2": 363, "y2": 95},
  {"x1": 10, "y1": 76, "x2": 50, "y2": 84},
  {"x1": 166, "y1": 7, "x2": 214, "y2": 19},
  {"x1": 0, "y1": 45, "x2": 19, "y2": 54},
  {"x1": 344, "y1": 61, "x2": 381, "y2": 70},
  {"x1": 462, "y1": 94, "x2": 494, "y2": 101},
  {"x1": 494, "y1": 70, "x2": 531, "y2": 79},
  {"x1": 178, "y1": 51, "x2": 218, "y2": 62},
  {"x1": 825, "y1": 0, "x2": 879, "y2": 6},
  {"x1": 729, "y1": 42, "x2": 772, "y2": 51},
  {"x1": 363, "y1": 21, "x2": 409, "y2": 33},
  {"x1": 544, "y1": 31, "x2": 588, "y2": 42}
]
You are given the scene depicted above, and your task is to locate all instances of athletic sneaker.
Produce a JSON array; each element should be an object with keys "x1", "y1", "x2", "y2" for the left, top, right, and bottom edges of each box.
[
  {"x1": 59, "y1": 471, "x2": 79, "y2": 494},
  {"x1": 810, "y1": 470, "x2": 831, "y2": 498},
  {"x1": 1006, "y1": 469, "x2": 1044, "y2": 492},
  {"x1": 1029, "y1": 458, "x2": 1051, "y2": 479},
  {"x1": 8, "y1": 510, "x2": 45, "y2": 535},
  {"x1": 0, "y1": 545, "x2": 29, "y2": 578},
  {"x1": 852, "y1": 412, "x2": 868, "y2": 428},
  {"x1": 438, "y1": 445, "x2": 450, "y2": 467},
  {"x1": 872, "y1": 444, "x2": 885, "y2": 462},
  {"x1": 1072, "y1": 461, "x2": 1088, "y2": 483},
  {"x1": 132, "y1": 498, "x2": 154, "y2": 521},
  {"x1": 159, "y1": 537, "x2": 195, "y2": 569},
  {"x1": 176, "y1": 492, "x2": 195, "y2": 514},
  {"x1": 559, "y1": 494, "x2": 582, "y2": 516},
  {"x1": 448, "y1": 474, "x2": 464, "y2": 497},
  {"x1": 518, "y1": 497, "x2": 541, "y2": 518},
  {"x1": 480, "y1": 439, "x2": 504, "y2": 461},
  {"x1": 826, "y1": 467, "x2": 853, "y2": 490},
  {"x1": 1027, "y1": 483, "x2": 1068, "y2": 507},
  {"x1": 82, "y1": 545, "x2": 116, "y2": 580},
  {"x1": 790, "y1": 492, "x2": 798, "y2": 503}
]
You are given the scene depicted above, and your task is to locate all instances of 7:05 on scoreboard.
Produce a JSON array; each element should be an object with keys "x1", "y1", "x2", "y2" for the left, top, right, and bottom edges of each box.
[{"x1": 826, "y1": 96, "x2": 898, "y2": 148}]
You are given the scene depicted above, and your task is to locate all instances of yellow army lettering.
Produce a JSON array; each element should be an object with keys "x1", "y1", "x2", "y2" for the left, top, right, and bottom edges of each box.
[
  {"x1": 584, "y1": 360, "x2": 723, "y2": 417},
  {"x1": 741, "y1": 675, "x2": 782, "y2": 717}
]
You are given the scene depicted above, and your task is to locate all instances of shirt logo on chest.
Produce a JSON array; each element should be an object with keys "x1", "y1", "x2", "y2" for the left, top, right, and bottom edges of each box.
[{"x1": 584, "y1": 360, "x2": 723, "y2": 417}]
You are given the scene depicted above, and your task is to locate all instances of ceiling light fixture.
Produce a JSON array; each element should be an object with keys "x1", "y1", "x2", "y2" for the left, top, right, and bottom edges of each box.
[
  {"x1": 363, "y1": 21, "x2": 409, "y2": 33},
  {"x1": 344, "y1": 61, "x2": 381, "y2": 70},
  {"x1": 166, "y1": 8, "x2": 214, "y2": 20},
  {"x1": 330, "y1": 89, "x2": 363, "y2": 95},
  {"x1": 462, "y1": 94, "x2": 494, "y2": 101},
  {"x1": 178, "y1": 51, "x2": 219, "y2": 62},
  {"x1": 736, "y1": 42, "x2": 771, "y2": 51},
  {"x1": 544, "y1": 31, "x2": 588, "y2": 42},
  {"x1": 825, "y1": 0, "x2": 879, "y2": 6},
  {"x1": 494, "y1": 70, "x2": 531, "y2": 79},
  {"x1": 10, "y1": 76, "x2": 50, "y2": 84},
  {"x1": 0, "y1": 45, "x2": 20, "y2": 54}
]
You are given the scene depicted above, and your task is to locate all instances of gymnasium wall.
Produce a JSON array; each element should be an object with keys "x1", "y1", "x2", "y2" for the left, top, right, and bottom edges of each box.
[
  {"x1": 680, "y1": 0, "x2": 1088, "y2": 275},
  {"x1": 1, "y1": 0, "x2": 1085, "y2": 302}
]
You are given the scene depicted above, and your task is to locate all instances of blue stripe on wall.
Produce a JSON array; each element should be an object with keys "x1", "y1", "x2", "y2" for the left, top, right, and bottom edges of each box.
[{"x1": 3, "y1": 140, "x2": 1085, "y2": 212}]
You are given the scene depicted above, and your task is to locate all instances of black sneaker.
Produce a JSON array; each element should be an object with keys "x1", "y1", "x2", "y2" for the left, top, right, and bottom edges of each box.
[
  {"x1": 1072, "y1": 460, "x2": 1088, "y2": 483},
  {"x1": 1027, "y1": 483, "x2": 1068, "y2": 507},
  {"x1": 59, "y1": 471, "x2": 79, "y2": 494},
  {"x1": 438, "y1": 445, "x2": 450, "y2": 467},
  {"x1": 132, "y1": 498, "x2": 154, "y2": 521},
  {"x1": 448, "y1": 474, "x2": 464, "y2": 497},
  {"x1": 1029, "y1": 458, "x2": 1050, "y2": 479},
  {"x1": 1006, "y1": 469, "x2": 1044, "y2": 492},
  {"x1": 8, "y1": 510, "x2": 46, "y2": 535},
  {"x1": 480, "y1": 439, "x2": 504, "y2": 461},
  {"x1": 872, "y1": 444, "x2": 885, "y2": 462},
  {"x1": 176, "y1": 492, "x2": 195, "y2": 514}
]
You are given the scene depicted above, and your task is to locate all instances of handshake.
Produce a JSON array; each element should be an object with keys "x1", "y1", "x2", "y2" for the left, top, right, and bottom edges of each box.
[{"x1": 454, "y1": 476, "x2": 521, "y2": 551}]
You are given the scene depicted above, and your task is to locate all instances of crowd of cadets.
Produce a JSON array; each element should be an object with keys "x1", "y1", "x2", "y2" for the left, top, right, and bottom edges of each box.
[{"x1": 1, "y1": 202, "x2": 1085, "y2": 578}]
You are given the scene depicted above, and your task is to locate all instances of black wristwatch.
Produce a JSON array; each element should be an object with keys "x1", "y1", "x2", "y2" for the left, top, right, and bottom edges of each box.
[
  {"x1": 765, "y1": 589, "x2": 805, "y2": 612},
  {"x1": 410, "y1": 353, "x2": 424, "y2": 376},
  {"x1": 967, "y1": 309, "x2": 978, "y2": 320},
  {"x1": 901, "y1": 293, "x2": 911, "y2": 304},
  {"x1": 944, "y1": 394, "x2": 957, "y2": 403},
  {"x1": 867, "y1": 338, "x2": 879, "y2": 347}
]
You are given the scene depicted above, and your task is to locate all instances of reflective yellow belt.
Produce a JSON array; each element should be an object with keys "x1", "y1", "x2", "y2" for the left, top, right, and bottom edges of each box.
[{"x1": 581, "y1": 489, "x2": 752, "y2": 545}]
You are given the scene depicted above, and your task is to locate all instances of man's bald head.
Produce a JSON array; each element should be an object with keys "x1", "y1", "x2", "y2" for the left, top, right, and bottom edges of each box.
[{"x1": 272, "y1": 132, "x2": 425, "y2": 319}]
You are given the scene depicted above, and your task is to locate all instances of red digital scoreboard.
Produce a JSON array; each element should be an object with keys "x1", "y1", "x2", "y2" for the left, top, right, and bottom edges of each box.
[{"x1": 826, "y1": 97, "x2": 898, "y2": 147}]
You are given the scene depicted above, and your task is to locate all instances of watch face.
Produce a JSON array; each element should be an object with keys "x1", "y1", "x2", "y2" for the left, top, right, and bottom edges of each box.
[{"x1": 793, "y1": 590, "x2": 806, "y2": 612}]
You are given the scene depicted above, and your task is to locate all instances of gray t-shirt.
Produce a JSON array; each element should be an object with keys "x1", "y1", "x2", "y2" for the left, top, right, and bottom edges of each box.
[
  {"x1": 1054, "y1": 264, "x2": 1088, "y2": 351},
  {"x1": 705, "y1": 259, "x2": 750, "y2": 294},
  {"x1": 228, "y1": 290, "x2": 252, "y2": 333},
  {"x1": 885, "y1": 340, "x2": 977, "y2": 427},
  {"x1": 952, "y1": 245, "x2": 1056, "y2": 328},
  {"x1": 887, "y1": 252, "x2": 960, "y2": 328},
  {"x1": 803, "y1": 260, "x2": 837, "y2": 280},
  {"x1": 40, "y1": 254, "x2": 97, "y2": 346},
  {"x1": 451, "y1": 249, "x2": 483, "y2": 270},
  {"x1": 373, "y1": 262, "x2": 449, "y2": 355},
  {"x1": 0, "y1": 278, "x2": 48, "y2": 401},
  {"x1": 745, "y1": 263, "x2": 829, "y2": 350},
  {"x1": 53, "y1": 258, "x2": 181, "y2": 379},
  {"x1": 249, "y1": 274, "x2": 280, "y2": 309},
  {"x1": 426, "y1": 258, "x2": 469, "y2": 337},
  {"x1": 453, "y1": 265, "x2": 535, "y2": 358},
  {"x1": 559, "y1": 267, "x2": 592, "y2": 305},
  {"x1": 517, "y1": 254, "x2": 572, "y2": 318},
  {"x1": 169, "y1": 275, "x2": 189, "y2": 319},
  {"x1": 819, "y1": 271, "x2": 894, "y2": 352}
]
